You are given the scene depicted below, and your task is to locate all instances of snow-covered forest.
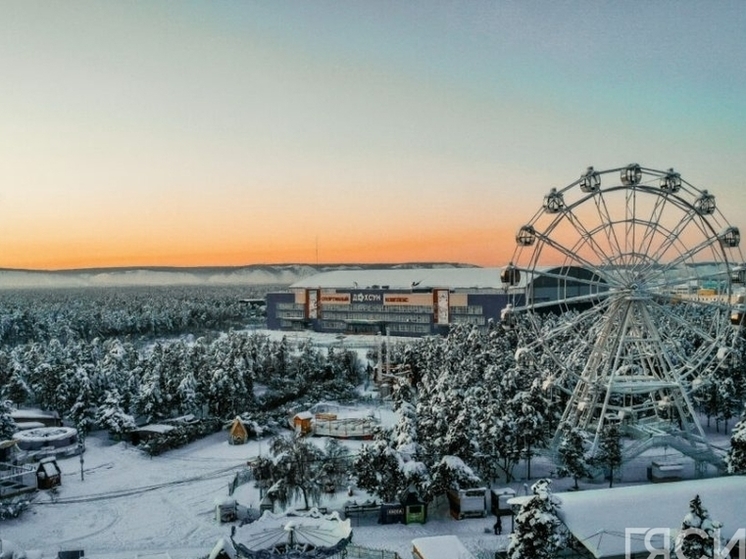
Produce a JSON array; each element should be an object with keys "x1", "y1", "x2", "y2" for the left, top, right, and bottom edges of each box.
[
  {"x1": 1, "y1": 286, "x2": 745, "y2": 498},
  {"x1": 0, "y1": 286, "x2": 361, "y2": 445}
]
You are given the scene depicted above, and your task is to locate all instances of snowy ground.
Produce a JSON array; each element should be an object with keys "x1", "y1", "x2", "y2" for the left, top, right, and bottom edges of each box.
[
  {"x1": 1, "y1": 329, "x2": 736, "y2": 558},
  {"x1": 2, "y1": 413, "x2": 733, "y2": 559},
  {"x1": 0, "y1": 428, "x2": 505, "y2": 559}
]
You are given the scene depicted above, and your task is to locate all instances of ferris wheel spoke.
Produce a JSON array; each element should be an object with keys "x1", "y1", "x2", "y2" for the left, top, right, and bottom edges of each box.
[
  {"x1": 645, "y1": 207, "x2": 700, "y2": 266},
  {"x1": 531, "y1": 230, "x2": 611, "y2": 284},
  {"x1": 648, "y1": 233, "x2": 726, "y2": 287},
  {"x1": 517, "y1": 290, "x2": 613, "y2": 313},
  {"x1": 510, "y1": 265, "x2": 611, "y2": 293},
  {"x1": 647, "y1": 267, "x2": 732, "y2": 296},
  {"x1": 559, "y1": 204, "x2": 620, "y2": 274},
  {"x1": 636, "y1": 195, "x2": 669, "y2": 274},
  {"x1": 646, "y1": 300, "x2": 723, "y2": 349},
  {"x1": 592, "y1": 190, "x2": 626, "y2": 264},
  {"x1": 625, "y1": 186, "x2": 638, "y2": 260},
  {"x1": 518, "y1": 296, "x2": 614, "y2": 352}
]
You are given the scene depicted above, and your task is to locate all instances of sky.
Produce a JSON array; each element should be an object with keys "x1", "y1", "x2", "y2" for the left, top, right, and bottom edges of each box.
[{"x1": 1, "y1": 1, "x2": 745, "y2": 270}]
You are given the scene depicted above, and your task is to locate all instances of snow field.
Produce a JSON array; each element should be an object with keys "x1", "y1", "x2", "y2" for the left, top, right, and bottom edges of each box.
[{"x1": 1, "y1": 428, "x2": 506, "y2": 559}]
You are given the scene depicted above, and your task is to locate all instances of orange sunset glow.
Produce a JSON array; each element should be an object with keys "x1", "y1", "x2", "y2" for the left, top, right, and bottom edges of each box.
[{"x1": 1, "y1": 3, "x2": 745, "y2": 271}]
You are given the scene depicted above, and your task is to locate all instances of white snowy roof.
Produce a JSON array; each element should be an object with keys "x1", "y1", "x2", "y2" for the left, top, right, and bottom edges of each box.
[
  {"x1": 232, "y1": 509, "x2": 352, "y2": 551},
  {"x1": 411, "y1": 535, "x2": 476, "y2": 559},
  {"x1": 290, "y1": 267, "x2": 505, "y2": 290},
  {"x1": 11, "y1": 409, "x2": 59, "y2": 420},
  {"x1": 549, "y1": 476, "x2": 746, "y2": 559},
  {"x1": 289, "y1": 265, "x2": 593, "y2": 291}
]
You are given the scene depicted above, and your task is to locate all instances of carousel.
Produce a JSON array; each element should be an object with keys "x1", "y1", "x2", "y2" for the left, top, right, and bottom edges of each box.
[{"x1": 209, "y1": 508, "x2": 353, "y2": 559}]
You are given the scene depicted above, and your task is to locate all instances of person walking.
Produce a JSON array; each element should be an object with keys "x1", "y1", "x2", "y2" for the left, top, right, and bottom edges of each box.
[{"x1": 493, "y1": 516, "x2": 502, "y2": 535}]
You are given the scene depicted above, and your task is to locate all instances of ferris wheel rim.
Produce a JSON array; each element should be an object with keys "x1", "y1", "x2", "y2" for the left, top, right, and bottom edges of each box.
[
  {"x1": 504, "y1": 165, "x2": 744, "y2": 403},
  {"x1": 508, "y1": 166, "x2": 741, "y2": 308}
]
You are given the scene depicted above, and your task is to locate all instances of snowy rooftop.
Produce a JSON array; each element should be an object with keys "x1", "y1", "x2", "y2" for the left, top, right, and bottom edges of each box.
[
  {"x1": 232, "y1": 510, "x2": 352, "y2": 552},
  {"x1": 290, "y1": 267, "x2": 506, "y2": 290},
  {"x1": 411, "y1": 535, "x2": 475, "y2": 559},
  {"x1": 289, "y1": 265, "x2": 599, "y2": 291},
  {"x1": 551, "y1": 476, "x2": 746, "y2": 558}
]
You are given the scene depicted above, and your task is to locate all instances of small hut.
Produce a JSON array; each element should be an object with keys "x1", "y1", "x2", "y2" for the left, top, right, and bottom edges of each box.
[
  {"x1": 36, "y1": 457, "x2": 62, "y2": 490},
  {"x1": 215, "y1": 496, "x2": 238, "y2": 523},
  {"x1": 291, "y1": 412, "x2": 314, "y2": 436},
  {"x1": 228, "y1": 417, "x2": 249, "y2": 445}
]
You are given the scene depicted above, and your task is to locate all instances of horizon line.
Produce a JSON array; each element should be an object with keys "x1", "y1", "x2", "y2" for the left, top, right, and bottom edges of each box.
[{"x1": 0, "y1": 261, "x2": 483, "y2": 274}]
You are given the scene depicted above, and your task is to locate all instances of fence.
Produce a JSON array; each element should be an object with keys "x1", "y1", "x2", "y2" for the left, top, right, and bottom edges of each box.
[
  {"x1": 0, "y1": 462, "x2": 36, "y2": 498},
  {"x1": 345, "y1": 544, "x2": 402, "y2": 559}
]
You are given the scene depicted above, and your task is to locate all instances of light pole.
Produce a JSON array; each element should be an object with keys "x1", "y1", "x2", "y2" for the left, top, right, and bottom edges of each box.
[{"x1": 77, "y1": 435, "x2": 85, "y2": 482}]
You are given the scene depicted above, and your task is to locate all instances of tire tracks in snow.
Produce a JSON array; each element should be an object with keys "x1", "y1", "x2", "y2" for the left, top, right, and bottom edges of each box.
[{"x1": 35, "y1": 463, "x2": 243, "y2": 505}]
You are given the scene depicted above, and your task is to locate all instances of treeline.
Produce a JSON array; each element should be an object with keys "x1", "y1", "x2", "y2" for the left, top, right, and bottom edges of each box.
[
  {"x1": 0, "y1": 286, "x2": 363, "y2": 441},
  {"x1": 0, "y1": 331, "x2": 362, "y2": 435},
  {"x1": 0, "y1": 285, "x2": 272, "y2": 345}
]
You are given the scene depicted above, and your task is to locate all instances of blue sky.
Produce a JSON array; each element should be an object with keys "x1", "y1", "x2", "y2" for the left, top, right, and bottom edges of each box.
[{"x1": 0, "y1": 1, "x2": 744, "y2": 269}]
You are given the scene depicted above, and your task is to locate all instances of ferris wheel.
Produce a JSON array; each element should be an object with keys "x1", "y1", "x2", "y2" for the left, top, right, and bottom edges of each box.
[{"x1": 500, "y1": 164, "x2": 745, "y2": 464}]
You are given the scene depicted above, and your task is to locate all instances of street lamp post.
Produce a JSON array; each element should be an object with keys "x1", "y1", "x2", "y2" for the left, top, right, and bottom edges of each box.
[{"x1": 78, "y1": 438, "x2": 85, "y2": 481}]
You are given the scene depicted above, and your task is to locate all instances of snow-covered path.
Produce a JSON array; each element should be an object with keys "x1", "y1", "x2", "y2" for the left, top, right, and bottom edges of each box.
[
  {"x1": 2, "y1": 432, "x2": 251, "y2": 556},
  {"x1": 2, "y1": 408, "x2": 733, "y2": 559},
  {"x1": 1, "y1": 428, "x2": 510, "y2": 559}
]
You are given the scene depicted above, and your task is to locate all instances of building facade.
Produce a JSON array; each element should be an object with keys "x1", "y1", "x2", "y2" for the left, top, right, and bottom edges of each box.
[{"x1": 265, "y1": 268, "x2": 522, "y2": 337}]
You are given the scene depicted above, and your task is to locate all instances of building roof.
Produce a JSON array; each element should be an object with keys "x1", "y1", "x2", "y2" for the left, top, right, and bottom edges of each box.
[
  {"x1": 512, "y1": 476, "x2": 746, "y2": 559},
  {"x1": 288, "y1": 265, "x2": 595, "y2": 291},
  {"x1": 290, "y1": 267, "x2": 505, "y2": 290},
  {"x1": 411, "y1": 535, "x2": 475, "y2": 559}
]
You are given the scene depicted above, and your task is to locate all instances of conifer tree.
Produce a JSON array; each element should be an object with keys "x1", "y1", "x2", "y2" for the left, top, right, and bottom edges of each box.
[
  {"x1": 674, "y1": 494, "x2": 722, "y2": 559},
  {"x1": 726, "y1": 409, "x2": 746, "y2": 474},
  {"x1": 353, "y1": 431, "x2": 405, "y2": 503},
  {"x1": 508, "y1": 479, "x2": 564, "y2": 559},
  {"x1": 0, "y1": 400, "x2": 17, "y2": 440},
  {"x1": 96, "y1": 389, "x2": 136, "y2": 436},
  {"x1": 556, "y1": 425, "x2": 591, "y2": 490},
  {"x1": 592, "y1": 423, "x2": 623, "y2": 487}
]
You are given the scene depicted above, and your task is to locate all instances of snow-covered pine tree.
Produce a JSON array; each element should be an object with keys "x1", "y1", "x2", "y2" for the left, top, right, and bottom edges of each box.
[
  {"x1": 508, "y1": 479, "x2": 564, "y2": 559},
  {"x1": 556, "y1": 425, "x2": 591, "y2": 490},
  {"x1": 591, "y1": 423, "x2": 623, "y2": 488},
  {"x1": 267, "y1": 435, "x2": 325, "y2": 510},
  {"x1": 726, "y1": 409, "x2": 746, "y2": 474},
  {"x1": 68, "y1": 364, "x2": 98, "y2": 433},
  {"x1": 96, "y1": 389, "x2": 136, "y2": 437},
  {"x1": 136, "y1": 344, "x2": 169, "y2": 422},
  {"x1": 392, "y1": 381, "x2": 419, "y2": 455},
  {"x1": 426, "y1": 455, "x2": 482, "y2": 501},
  {"x1": 510, "y1": 378, "x2": 551, "y2": 479},
  {"x1": 352, "y1": 433, "x2": 405, "y2": 503},
  {"x1": 674, "y1": 494, "x2": 722, "y2": 559},
  {"x1": 176, "y1": 371, "x2": 200, "y2": 417},
  {"x1": 0, "y1": 399, "x2": 17, "y2": 440}
]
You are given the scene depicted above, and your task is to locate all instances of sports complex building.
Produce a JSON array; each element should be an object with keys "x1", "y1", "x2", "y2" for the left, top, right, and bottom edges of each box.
[{"x1": 265, "y1": 266, "x2": 597, "y2": 337}]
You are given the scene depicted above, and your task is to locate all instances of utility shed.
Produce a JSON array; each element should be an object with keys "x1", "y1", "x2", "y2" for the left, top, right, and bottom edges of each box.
[
  {"x1": 36, "y1": 457, "x2": 62, "y2": 489},
  {"x1": 228, "y1": 417, "x2": 248, "y2": 445}
]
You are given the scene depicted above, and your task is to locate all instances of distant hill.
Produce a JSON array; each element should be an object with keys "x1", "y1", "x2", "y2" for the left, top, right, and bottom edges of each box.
[{"x1": 0, "y1": 263, "x2": 477, "y2": 289}]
